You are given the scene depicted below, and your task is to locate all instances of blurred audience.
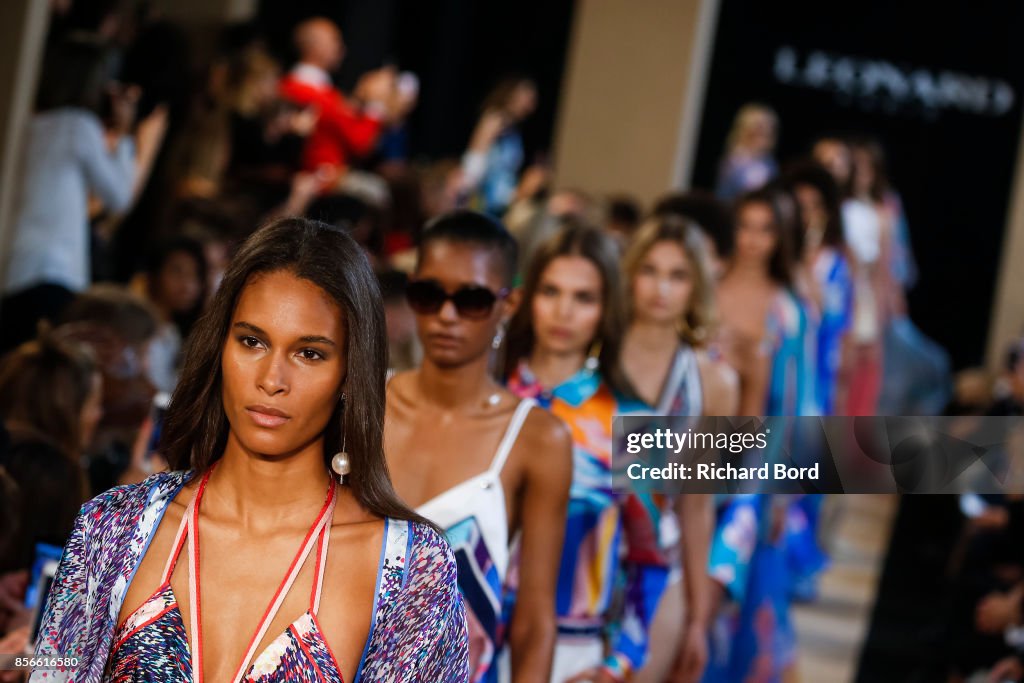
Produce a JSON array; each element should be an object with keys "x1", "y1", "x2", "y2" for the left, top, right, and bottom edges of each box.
[
  {"x1": 462, "y1": 76, "x2": 538, "y2": 216},
  {"x1": 715, "y1": 103, "x2": 779, "y2": 200},
  {"x1": 0, "y1": 38, "x2": 166, "y2": 353},
  {"x1": 132, "y1": 236, "x2": 207, "y2": 395},
  {"x1": 0, "y1": 331, "x2": 97, "y2": 583}
]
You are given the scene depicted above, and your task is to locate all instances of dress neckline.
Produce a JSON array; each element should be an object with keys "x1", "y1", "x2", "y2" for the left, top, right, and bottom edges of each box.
[{"x1": 111, "y1": 465, "x2": 360, "y2": 683}]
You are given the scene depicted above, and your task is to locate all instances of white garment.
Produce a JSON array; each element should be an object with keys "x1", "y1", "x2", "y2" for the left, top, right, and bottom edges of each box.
[
  {"x1": 4, "y1": 109, "x2": 135, "y2": 294},
  {"x1": 841, "y1": 199, "x2": 881, "y2": 265},
  {"x1": 416, "y1": 398, "x2": 535, "y2": 579},
  {"x1": 842, "y1": 199, "x2": 883, "y2": 343},
  {"x1": 550, "y1": 636, "x2": 605, "y2": 682},
  {"x1": 419, "y1": 398, "x2": 536, "y2": 683},
  {"x1": 290, "y1": 62, "x2": 332, "y2": 88}
]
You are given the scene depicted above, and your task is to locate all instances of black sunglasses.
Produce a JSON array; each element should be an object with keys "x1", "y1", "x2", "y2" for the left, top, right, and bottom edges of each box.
[{"x1": 406, "y1": 279, "x2": 509, "y2": 319}]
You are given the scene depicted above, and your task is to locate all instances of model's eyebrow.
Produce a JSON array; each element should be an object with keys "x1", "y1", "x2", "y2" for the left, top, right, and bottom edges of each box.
[
  {"x1": 234, "y1": 321, "x2": 267, "y2": 336},
  {"x1": 233, "y1": 321, "x2": 337, "y2": 347},
  {"x1": 297, "y1": 335, "x2": 337, "y2": 347}
]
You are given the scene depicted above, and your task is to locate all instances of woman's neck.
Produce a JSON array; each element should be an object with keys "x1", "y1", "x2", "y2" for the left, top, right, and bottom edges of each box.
[
  {"x1": 725, "y1": 258, "x2": 771, "y2": 283},
  {"x1": 205, "y1": 434, "x2": 333, "y2": 531},
  {"x1": 528, "y1": 345, "x2": 586, "y2": 390},
  {"x1": 625, "y1": 317, "x2": 680, "y2": 352},
  {"x1": 416, "y1": 353, "x2": 499, "y2": 411}
]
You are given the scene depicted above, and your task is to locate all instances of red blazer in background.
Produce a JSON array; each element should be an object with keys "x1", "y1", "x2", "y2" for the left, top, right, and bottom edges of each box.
[{"x1": 279, "y1": 67, "x2": 383, "y2": 178}]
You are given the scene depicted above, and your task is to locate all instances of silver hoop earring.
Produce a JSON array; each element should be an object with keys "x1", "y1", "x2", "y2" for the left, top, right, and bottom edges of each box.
[{"x1": 331, "y1": 392, "x2": 351, "y2": 485}]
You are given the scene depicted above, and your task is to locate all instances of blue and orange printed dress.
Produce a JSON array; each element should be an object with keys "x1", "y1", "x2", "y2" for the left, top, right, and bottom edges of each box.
[
  {"x1": 29, "y1": 470, "x2": 469, "y2": 683},
  {"x1": 507, "y1": 362, "x2": 668, "y2": 681}
]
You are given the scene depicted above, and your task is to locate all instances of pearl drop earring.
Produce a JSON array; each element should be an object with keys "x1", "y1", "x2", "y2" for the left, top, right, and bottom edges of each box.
[{"x1": 331, "y1": 392, "x2": 351, "y2": 485}]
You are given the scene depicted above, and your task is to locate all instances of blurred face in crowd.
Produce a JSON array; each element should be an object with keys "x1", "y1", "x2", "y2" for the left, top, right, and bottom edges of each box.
[
  {"x1": 155, "y1": 249, "x2": 203, "y2": 315},
  {"x1": 220, "y1": 270, "x2": 346, "y2": 458},
  {"x1": 632, "y1": 240, "x2": 694, "y2": 327},
  {"x1": 740, "y1": 111, "x2": 777, "y2": 155},
  {"x1": 813, "y1": 139, "x2": 852, "y2": 187},
  {"x1": 509, "y1": 82, "x2": 538, "y2": 121},
  {"x1": 412, "y1": 240, "x2": 515, "y2": 369},
  {"x1": 80, "y1": 371, "x2": 104, "y2": 449},
  {"x1": 851, "y1": 146, "x2": 877, "y2": 199},
  {"x1": 547, "y1": 191, "x2": 588, "y2": 220},
  {"x1": 733, "y1": 200, "x2": 779, "y2": 267},
  {"x1": 203, "y1": 239, "x2": 230, "y2": 300},
  {"x1": 532, "y1": 255, "x2": 603, "y2": 358},
  {"x1": 793, "y1": 183, "x2": 826, "y2": 235},
  {"x1": 299, "y1": 19, "x2": 345, "y2": 71}
]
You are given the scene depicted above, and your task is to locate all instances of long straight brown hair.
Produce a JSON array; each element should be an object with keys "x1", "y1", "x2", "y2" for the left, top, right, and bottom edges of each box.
[
  {"x1": 503, "y1": 221, "x2": 636, "y2": 398},
  {"x1": 161, "y1": 217, "x2": 430, "y2": 525}
]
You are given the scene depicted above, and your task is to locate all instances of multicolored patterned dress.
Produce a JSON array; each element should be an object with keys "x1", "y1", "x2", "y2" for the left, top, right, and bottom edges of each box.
[
  {"x1": 704, "y1": 289, "x2": 821, "y2": 683},
  {"x1": 29, "y1": 469, "x2": 469, "y2": 683},
  {"x1": 810, "y1": 247, "x2": 853, "y2": 416},
  {"x1": 506, "y1": 362, "x2": 668, "y2": 682}
]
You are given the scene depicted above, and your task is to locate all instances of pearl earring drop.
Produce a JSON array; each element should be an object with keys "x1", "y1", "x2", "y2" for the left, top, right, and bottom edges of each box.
[
  {"x1": 332, "y1": 392, "x2": 350, "y2": 484},
  {"x1": 331, "y1": 451, "x2": 351, "y2": 485}
]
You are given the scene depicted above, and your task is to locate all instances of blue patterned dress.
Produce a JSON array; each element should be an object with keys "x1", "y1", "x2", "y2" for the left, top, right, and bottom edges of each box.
[
  {"x1": 704, "y1": 290, "x2": 821, "y2": 682},
  {"x1": 29, "y1": 470, "x2": 469, "y2": 683}
]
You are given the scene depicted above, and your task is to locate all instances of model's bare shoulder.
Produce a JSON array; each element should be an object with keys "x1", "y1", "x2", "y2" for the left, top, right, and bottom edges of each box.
[
  {"x1": 516, "y1": 408, "x2": 573, "y2": 475},
  {"x1": 697, "y1": 350, "x2": 740, "y2": 416}
]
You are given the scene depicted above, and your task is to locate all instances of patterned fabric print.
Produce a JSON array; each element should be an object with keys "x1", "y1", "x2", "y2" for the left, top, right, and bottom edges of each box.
[
  {"x1": 244, "y1": 613, "x2": 341, "y2": 683},
  {"x1": 478, "y1": 129, "x2": 523, "y2": 215},
  {"x1": 811, "y1": 248, "x2": 853, "y2": 416},
  {"x1": 763, "y1": 289, "x2": 819, "y2": 418},
  {"x1": 32, "y1": 471, "x2": 194, "y2": 683},
  {"x1": 105, "y1": 584, "x2": 190, "y2": 682},
  {"x1": 506, "y1": 362, "x2": 668, "y2": 677},
  {"x1": 704, "y1": 495, "x2": 803, "y2": 683},
  {"x1": 357, "y1": 521, "x2": 470, "y2": 682},
  {"x1": 656, "y1": 344, "x2": 703, "y2": 418},
  {"x1": 445, "y1": 518, "x2": 502, "y2": 683},
  {"x1": 30, "y1": 472, "x2": 469, "y2": 683}
]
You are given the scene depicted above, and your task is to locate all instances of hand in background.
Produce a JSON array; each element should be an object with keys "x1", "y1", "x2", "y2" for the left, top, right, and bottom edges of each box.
[
  {"x1": 668, "y1": 621, "x2": 709, "y2": 683},
  {"x1": 975, "y1": 586, "x2": 1024, "y2": 634},
  {"x1": 355, "y1": 68, "x2": 396, "y2": 107},
  {"x1": 989, "y1": 655, "x2": 1024, "y2": 682},
  {"x1": 563, "y1": 668, "x2": 619, "y2": 683},
  {"x1": 0, "y1": 625, "x2": 30, "y2": 683}
]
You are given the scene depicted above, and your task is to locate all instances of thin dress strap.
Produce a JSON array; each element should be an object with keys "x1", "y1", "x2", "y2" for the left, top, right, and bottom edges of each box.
[
  {"x1": 160, "y1": 494, "x2": 196, "y2": 584},
  {"x1": 228, "y1": 483, "x2": 336, "y2": 682},
  {"x1": 183, "y1": 466, "x2": 337, "y2": 683},
  {"x1": 310, "y1": 488, "x2": 336, "y2": 614},
  {"x1": 488, "y1": 398, "x2": 536, "y2": 475}
]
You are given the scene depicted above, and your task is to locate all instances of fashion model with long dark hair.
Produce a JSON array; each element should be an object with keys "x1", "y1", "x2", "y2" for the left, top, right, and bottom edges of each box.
[{"x1": 31, "y1": 218, "x2": 469, "y2": 683}]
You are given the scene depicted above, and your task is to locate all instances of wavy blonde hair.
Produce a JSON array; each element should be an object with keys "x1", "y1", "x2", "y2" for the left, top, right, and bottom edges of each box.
[{"x1": 623, "y1": 215, "x2": 717, "y2": 347}]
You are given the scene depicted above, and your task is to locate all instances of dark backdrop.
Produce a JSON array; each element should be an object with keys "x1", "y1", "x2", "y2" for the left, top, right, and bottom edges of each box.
[
  {"x1": 691, "y1": 0, "x2": 1024, "y2": 371},
  {"x1": 256, "y1": 0, "x2": 575, "y2": 163}
]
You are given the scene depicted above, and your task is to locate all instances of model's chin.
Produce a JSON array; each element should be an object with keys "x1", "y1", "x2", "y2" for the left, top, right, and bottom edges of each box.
[
  {"x1": 233, "y1": 427, "x2": 301, "y2": 458},
  {"x1": 425, "y1": 346, "x2": 475, "y2": 368}
]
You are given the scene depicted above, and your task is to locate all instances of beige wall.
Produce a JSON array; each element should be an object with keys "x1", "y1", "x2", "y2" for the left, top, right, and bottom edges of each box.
[
  {"x1": 0, "y1": 0, "x2": 50, "y2": 288},
  {"x1": 986, "y1": 122, "x2": 1024, "y2": 369},
  {"x1": 552, "y1": 0, "x2": 718, "y2": 206}
]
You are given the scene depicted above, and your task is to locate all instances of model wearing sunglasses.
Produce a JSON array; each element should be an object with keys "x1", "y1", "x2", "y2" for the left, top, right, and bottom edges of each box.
[
  {"x1": 386, "y1": 210, "x2": 571, "y2": 683},
  {"x1": 405, "y1": 279, "x2": 511, "y2": 319}
]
